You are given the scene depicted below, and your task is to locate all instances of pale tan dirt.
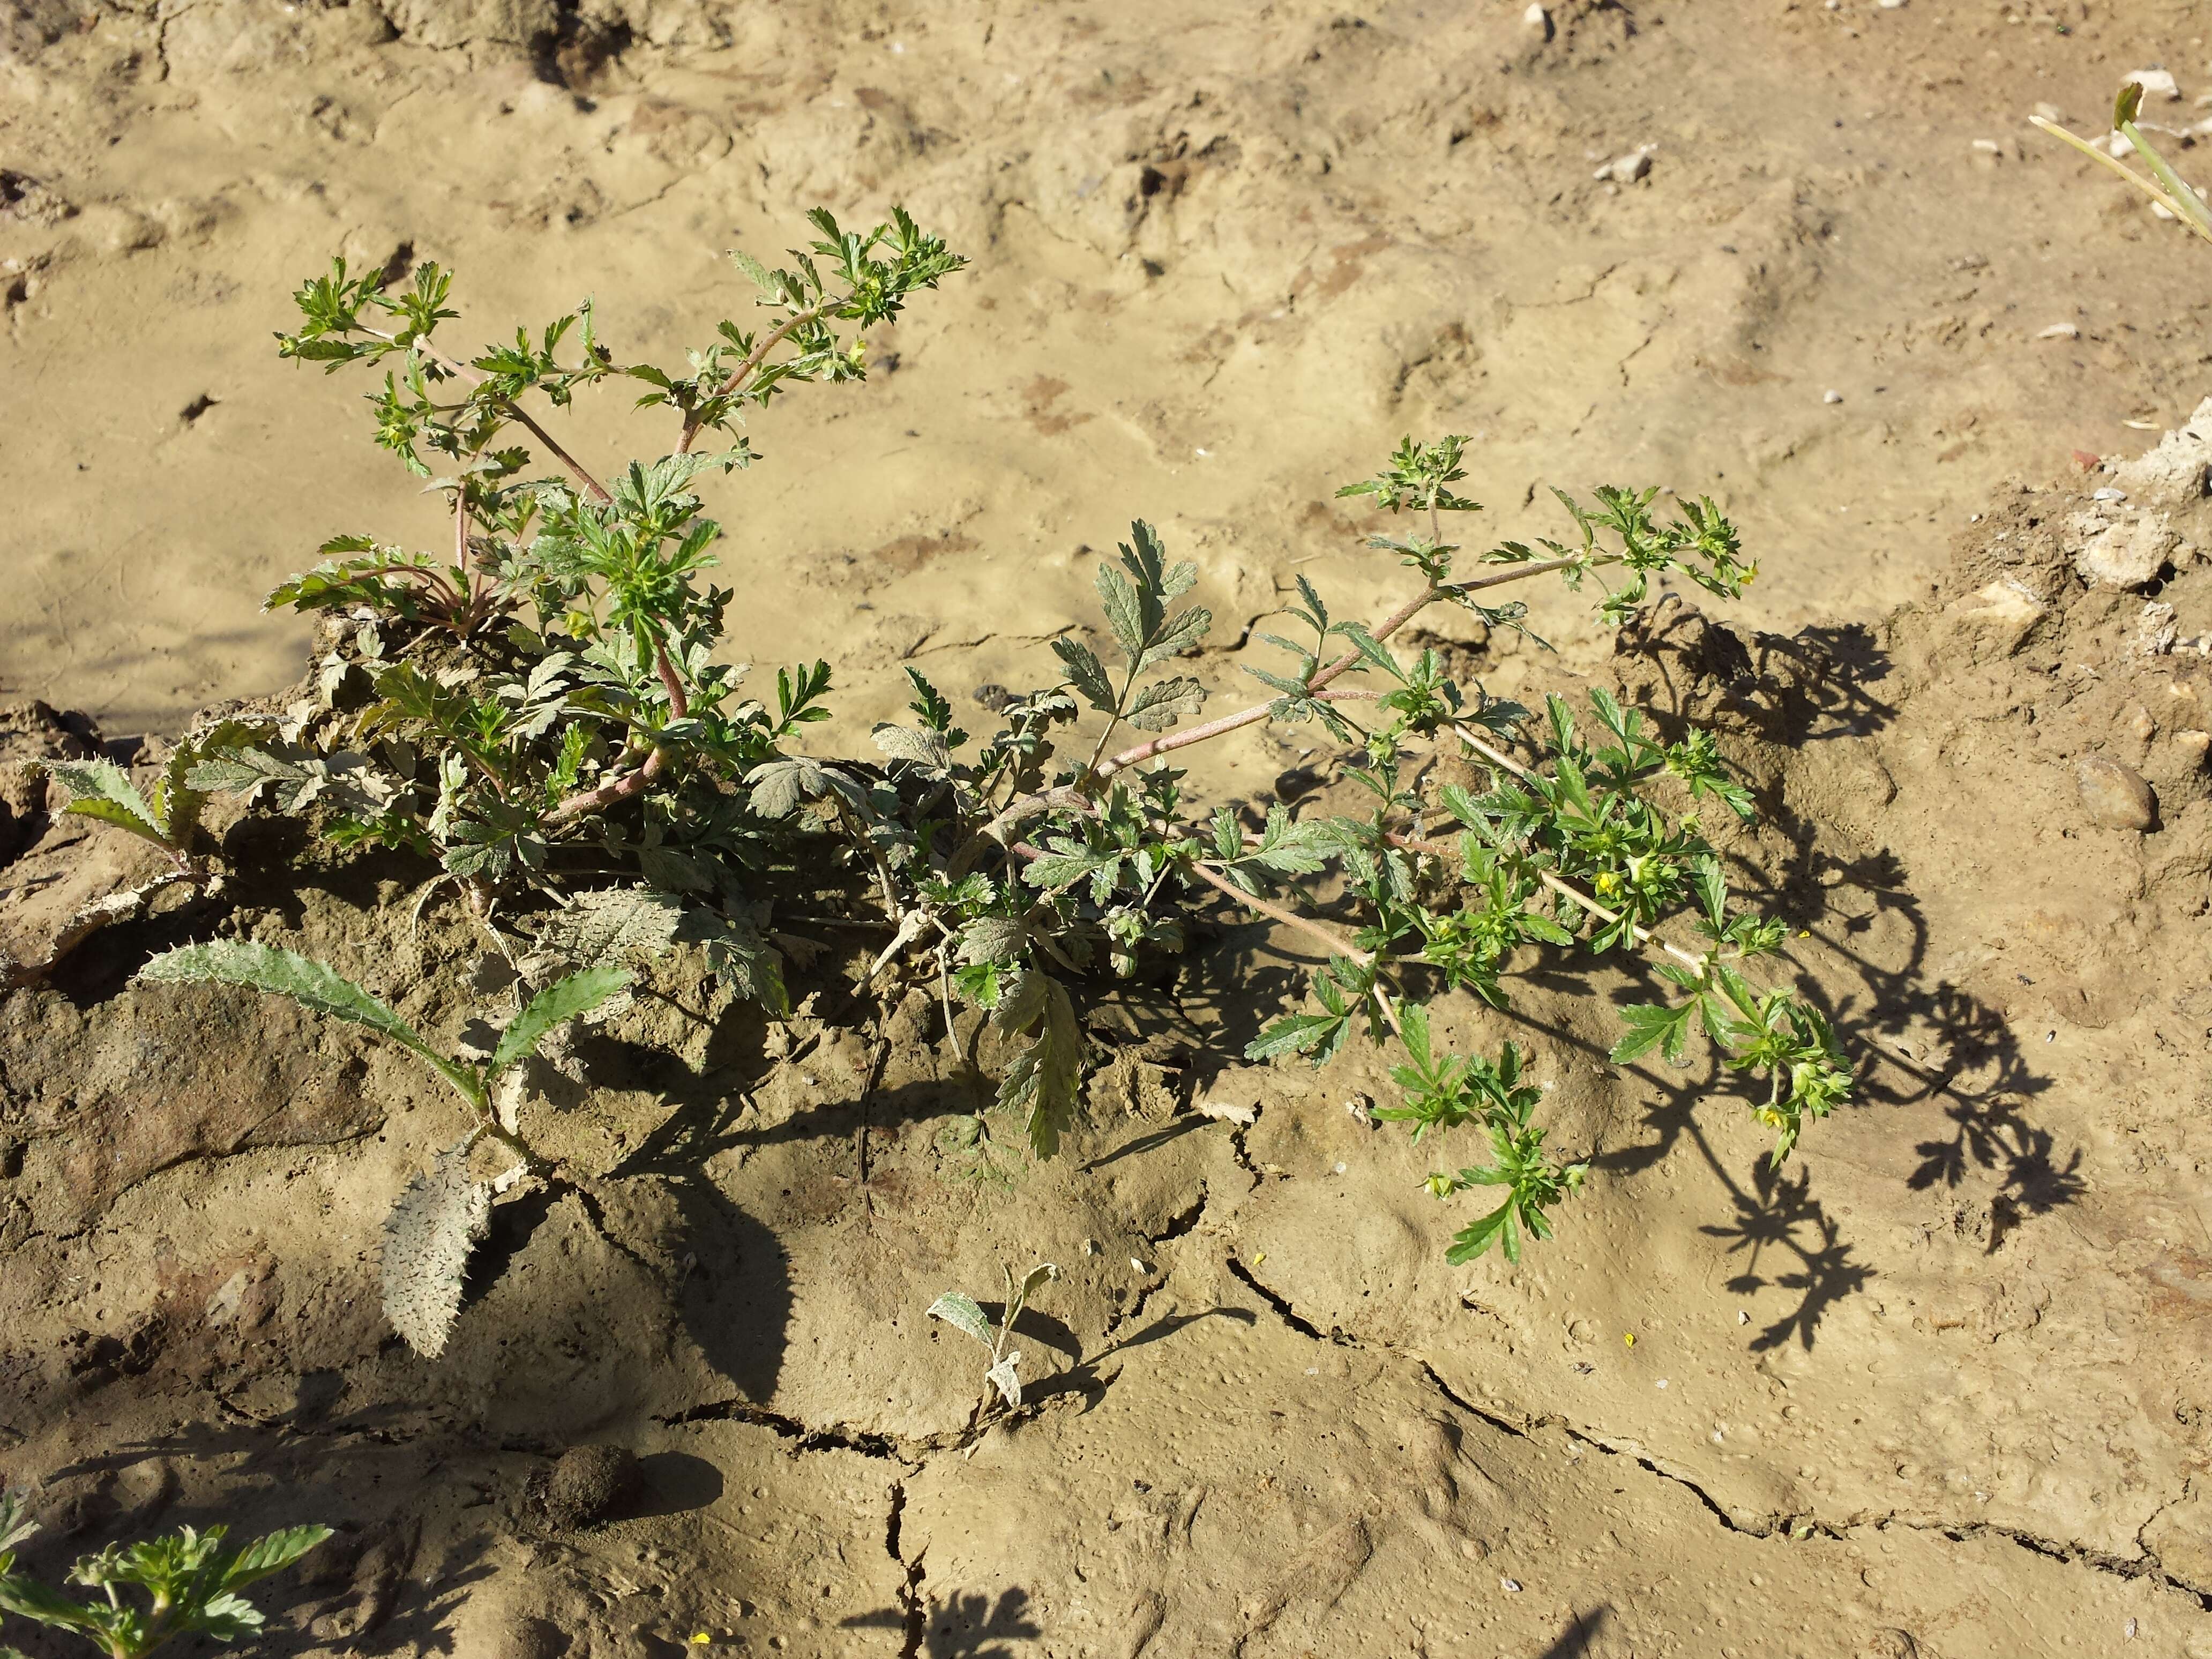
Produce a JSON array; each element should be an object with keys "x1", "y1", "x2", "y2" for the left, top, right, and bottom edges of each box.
[{"x1": 5, "y1": 3, "x2": 2212, "y2": 1658}]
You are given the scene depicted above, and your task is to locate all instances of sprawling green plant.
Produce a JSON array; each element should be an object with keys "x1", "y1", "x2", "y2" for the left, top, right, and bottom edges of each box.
[
  {"x1": 146, "y1": 205, "x2": 1851, "y2": 1302},
  {"x1": 0, "y1": 1490, "x2": 326, "y2": 1659},
  {"x1": 870, "y1": 438, "x2": 1844, "y2": 1261}
]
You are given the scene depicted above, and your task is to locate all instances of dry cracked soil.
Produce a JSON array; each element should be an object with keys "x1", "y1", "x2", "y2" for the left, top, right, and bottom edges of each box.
[{"x1": 6, "y1": 2, "x2": 2212, "y2": 1657}]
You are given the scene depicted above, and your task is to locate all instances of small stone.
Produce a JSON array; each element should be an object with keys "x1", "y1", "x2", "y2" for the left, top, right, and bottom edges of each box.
[
  {"x1": 2136, "y1": 601, "x2": 2179, "y2": 657},
  {"x1": 1824, "y1": 389, "x2": 1844, "y2": 403},
  {"x1": 2092, "y1": 487, "x2": 2128, "y2": 501},
  {"x1": 2125, "y1": 69, "x2": 2181, "y2": 102},
  {"x1": 2109, "y1": 395, "x2": 2212, "y2": 509},
  {"x1": 1972, "y1": 138, "x2": 2003, "y2": 154},
  {"x1": 1522, "y1": 2, "x2": 1549, "y2": 29},
  {"x1": 2176, "y1": 730, "x2": 2211, "y2": 768},
  {"x1": 2034, "y1": 101, "x2": 2065, "y2": 123},
  {"x1": 1878, "y1": 0, "x2": 1905, "y2": 9},
  {"x1": 2036, "y1": 322, "x2": 2080, "y2": 340},
  {"x1": 2075, "y1": 756, "x2": 2156, "y2": 831},
  {"x1": 536, "y1": 1445, "x2": 642, "y2": 1530},
  {"x1": 1594, "y1": 149, "x2": 1651, "y2": 184},
  {"x1": 2073, "y1": 509, "x2": 2179, "y2": 588}
]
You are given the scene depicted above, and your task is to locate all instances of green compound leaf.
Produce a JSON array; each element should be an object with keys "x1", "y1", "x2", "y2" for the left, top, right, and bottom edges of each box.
[{"x1": 1610, "y1": 1002, "x2": 1696, "y2": 1067}]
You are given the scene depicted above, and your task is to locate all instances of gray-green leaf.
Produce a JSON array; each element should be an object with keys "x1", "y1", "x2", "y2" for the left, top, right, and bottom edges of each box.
[
  {"x1": 136, "y1": 941, "x2": 466, "y2": 1096},
  {"x1": 1051, "y1": 637, "x2": 1117, "y2": 714},
  {"x1": 872, "y1": 723, "x2": 954, "y2": 772},
  {"x1": 380, "y1": 1140, "x2": 492, "y2": 1358},
  {"x1": 1123, "y1": 675, "x2": 1207, "y2": 732},
  {"x1": 529, "y1": 886, "x2": 686, "y2": 970},
  {"x1": 959, "y1": 916, "x2": 1028, "y2": 967},
  {"x1": 926, "y1": 1291, "x2": 993, "y2": 1352},
  {"x1": 984, "y1": 1353, "x2": 1024, "y2": 1409}
]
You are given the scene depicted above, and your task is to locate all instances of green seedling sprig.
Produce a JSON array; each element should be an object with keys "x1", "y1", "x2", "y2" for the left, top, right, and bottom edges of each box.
[
  {"x1": 2033, "y1": 81, "x2": 2212, "y2": 248},
  {"x1": 0, "y1": 1489, "x2": 327, "y2": 1659}
]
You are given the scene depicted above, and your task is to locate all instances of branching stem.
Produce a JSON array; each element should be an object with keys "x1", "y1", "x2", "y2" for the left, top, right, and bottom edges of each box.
[
  {"x1": 1187, "y1": 859, "x2": 1374, "y2": 967},
  {"x1": 358, "y1": 324, "x2": 614, "y2": 504},
  {"x1": 675, "y1": 296, "x2": 847, "y2": 455},
  {"x1": 1094, "y1": 556, "x2": 1574, "y2": 781}
]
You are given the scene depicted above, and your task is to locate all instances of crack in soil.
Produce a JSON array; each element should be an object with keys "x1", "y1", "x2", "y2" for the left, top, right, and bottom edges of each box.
[
  {"x1": 1105, "y1": 1181, "x2": 1213, "y2": 1339},
  {"x1": 1229, "y1": 1258, "x2": 2212, "y2": 1606},
  {"x1": 656, "y1": 1397, "x2": 913, "y2": 1462},
  {"x1": 884, "y1": 1477, "x2": 928, "y2": 1658}
]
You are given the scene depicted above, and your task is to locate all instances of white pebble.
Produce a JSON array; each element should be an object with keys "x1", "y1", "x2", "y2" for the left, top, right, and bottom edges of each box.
[
  {"x1": 1971, "y1": 138, "x2": 2003, "y2": 154},
  {"x1": 1656, "y1": 1377, "x2": 1670, "y2": 1389},
  {"x1": 2125, "y1": 69, "x2": 2181, "y2": 102},
  {"x1": 1594, "y1": 149, "x2": 1653, "y2": 184},
  {"x1": 2035, "y1": 322, "x2": 2081, "y2": 340},
  {"x1": 1521, "y1": 2, "x2": 1547, "y2": 27},
  {"x1": 1500, "y1": 1576, "x2": 1523, "y2": 1593},
  {"x1": 2093, "y1": 487, "x2": 2128, "y2": 501},
  {"x1": 1823, "y1": 389, "x2": 1844, "y2": 403},
  {"x1": 1333, "y1": 1161, "x2": 1348, "y2": 1175},
  {"x1": 1878, "y1": 0, "x2": 1905, "y2": 8}
]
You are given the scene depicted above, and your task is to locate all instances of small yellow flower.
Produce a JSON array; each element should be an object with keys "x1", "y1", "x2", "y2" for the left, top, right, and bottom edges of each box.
[{"x1": 1623, "y1": 1332, "x2": 1636, "y2": 1347}]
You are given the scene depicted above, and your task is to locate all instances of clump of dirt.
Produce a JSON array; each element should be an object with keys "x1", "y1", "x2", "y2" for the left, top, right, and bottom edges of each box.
[
  {"x1": 530, "y1": 1446, "x2": 644, "y2": 1531},
  {"x1": 3, "y1": 424, "x2": 2211, "y2": 1656}
]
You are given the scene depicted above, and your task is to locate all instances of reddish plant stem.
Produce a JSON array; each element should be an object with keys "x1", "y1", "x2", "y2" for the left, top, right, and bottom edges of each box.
[
  {"x1": 1187, "y1": 860, "x2": 1374, "y2": 967},
  {"x1": 505, "y1": 403, "x2": 612, "y2": 506},
  {"x1": 675, "y1": 299, "x2": 840, "y2": 455},
  {"x1": 544, "y1": 642, "x2": 689, "y2": 825}
]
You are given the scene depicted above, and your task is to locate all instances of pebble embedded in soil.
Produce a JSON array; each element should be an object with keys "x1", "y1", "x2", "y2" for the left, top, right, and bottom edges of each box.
[
  {"x1": 535, "y1": 1445, "x2": 644, "y2": 1530},
  {"x1": 2072, "y1": 507, "x2": 2181, "y2": 589},
  {"x1": 2125, "y1": 69, "x2": 2181, "y2": 101},
  {"x1": 2074, "y1": 756, "x2": 2157, "y2": 832}
]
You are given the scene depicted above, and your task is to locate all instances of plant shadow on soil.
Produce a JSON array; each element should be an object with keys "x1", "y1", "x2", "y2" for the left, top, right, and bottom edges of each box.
[{"x1": 844, "y1": 1583, "x2": 1041, "y2": 1657}]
